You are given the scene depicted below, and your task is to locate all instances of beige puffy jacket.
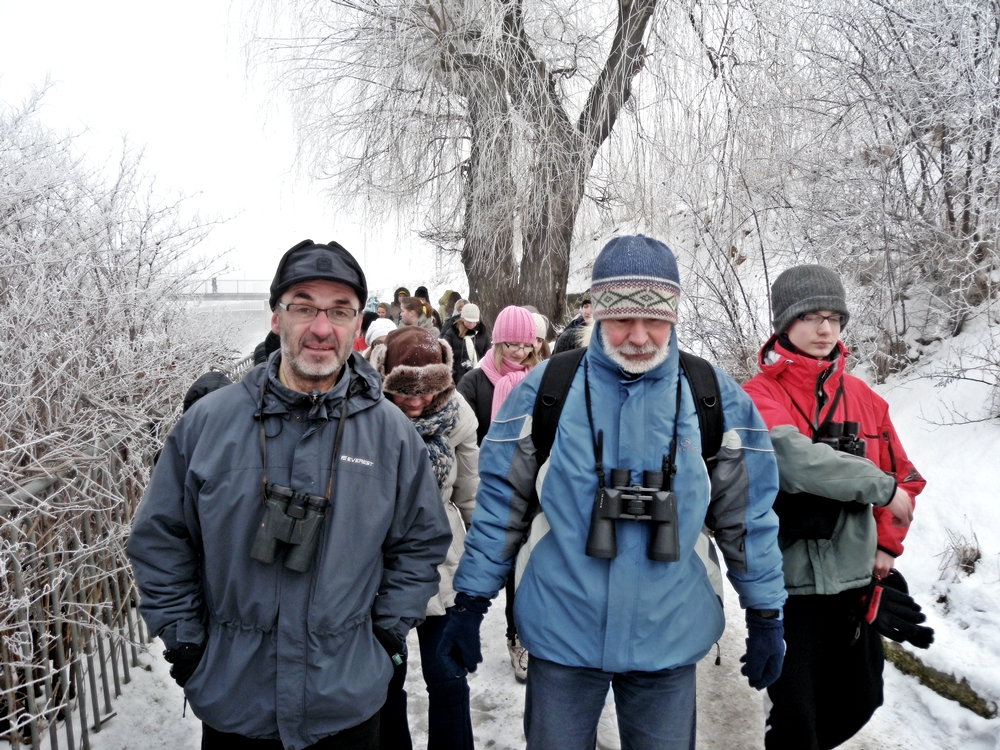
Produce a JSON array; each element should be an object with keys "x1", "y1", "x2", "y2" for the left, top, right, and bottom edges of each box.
[{"x1": 425, "y1": 393, "x2": 480, "y2": 616}]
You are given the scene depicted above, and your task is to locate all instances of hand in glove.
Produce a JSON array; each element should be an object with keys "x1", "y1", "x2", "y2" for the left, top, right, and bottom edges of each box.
[
  {"x1": 437, "y1": 592, "x2": 490, "y2": 678},
  {"x1": 373, "y1": 624, "x2": 407, "y2": 667},
  {"x1": 163, "y1": 642, "x2": 206, "y2": 688},
  {"x1": 740, "y1": 611, "x2": 785, "y2": 690},
  {"x1": 862, "y1": 570, "x2": 934, "y2": 649}
]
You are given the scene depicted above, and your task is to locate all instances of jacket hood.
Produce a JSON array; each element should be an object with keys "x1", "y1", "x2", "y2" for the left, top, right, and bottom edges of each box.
[{"x1": 241, "y1": 350, "x2": 383, "y2": 421}]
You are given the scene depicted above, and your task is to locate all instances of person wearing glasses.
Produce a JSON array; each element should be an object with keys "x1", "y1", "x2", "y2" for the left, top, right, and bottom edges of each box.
[
  {"x1": 743, "y1": 265, "x2": 925, "y2": 750},
  {"x1": 456, "y1": 304, "x2": 540, "y2": 681},
  {"x1": 128, "y1": 240, "x2": 451, "y2": 750}
]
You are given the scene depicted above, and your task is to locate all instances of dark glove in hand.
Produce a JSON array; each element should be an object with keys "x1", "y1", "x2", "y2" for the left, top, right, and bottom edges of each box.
[
  {"x1": 373, "y1": 623, "x2": 407, "y2": 667},
  {"x1": 437, "y1": 592, "x2": 490, "y2": 679},
  {"x1": 863, "y1": 570, "x2": 934, "y2": 649},
  {"x1": 740, "y1": 613, "x2": 785, "y2": 690},
  {"x1": 163, "y1": 642, "x2": 206, "y2": 688}
]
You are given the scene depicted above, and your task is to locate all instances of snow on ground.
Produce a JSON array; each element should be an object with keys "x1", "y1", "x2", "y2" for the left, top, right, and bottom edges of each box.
[{"x1": 6, "y1": 320, "x2": 1000, "y2": 749}]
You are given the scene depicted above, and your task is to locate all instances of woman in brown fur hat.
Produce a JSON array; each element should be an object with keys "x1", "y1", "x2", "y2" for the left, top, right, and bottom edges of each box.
[{"x1": 370, "y1": 326, "x2": 479, "y2": 750}]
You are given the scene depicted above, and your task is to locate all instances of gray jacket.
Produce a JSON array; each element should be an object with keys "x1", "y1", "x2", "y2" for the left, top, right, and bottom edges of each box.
[{"x1": 127, "y1": 353, "x2": 451, "y2": 747}]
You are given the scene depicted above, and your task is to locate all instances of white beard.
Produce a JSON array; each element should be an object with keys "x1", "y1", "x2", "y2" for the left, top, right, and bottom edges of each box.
[{"x1": 601, "y1": 330, "x2": 669, "y2": 374}]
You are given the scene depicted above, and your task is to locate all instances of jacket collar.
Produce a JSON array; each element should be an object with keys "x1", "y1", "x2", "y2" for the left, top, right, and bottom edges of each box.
[
  {"x1": 758, "y1": 334, "x2": 848, "y2": 393},
  {"x1": 242, "y1": 350, "x2": 382, "y2": 420}
]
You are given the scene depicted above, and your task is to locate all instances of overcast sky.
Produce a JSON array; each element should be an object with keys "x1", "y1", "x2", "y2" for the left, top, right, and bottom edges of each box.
[{"x1": 0, "y1": 0, "x2": 445, "y2": 296}]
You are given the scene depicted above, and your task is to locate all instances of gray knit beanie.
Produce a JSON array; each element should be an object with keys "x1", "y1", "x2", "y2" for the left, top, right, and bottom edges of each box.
[{"x1": 771, "y1": 265, "x2": 849, "y2": 333}]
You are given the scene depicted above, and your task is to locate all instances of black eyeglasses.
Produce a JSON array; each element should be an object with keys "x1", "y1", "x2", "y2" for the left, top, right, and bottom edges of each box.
[
  {"x1": 277, "y1": 302, "x2": 360, "y2": 324},
  {"x1": 797, "y1": 312, "x2": 845, "y2": 327}
]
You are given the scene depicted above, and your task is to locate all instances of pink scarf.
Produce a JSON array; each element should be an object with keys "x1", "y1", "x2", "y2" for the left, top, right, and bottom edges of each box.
[{"x1": 480, "y1": 346, "x2": 531, "y2": 420}]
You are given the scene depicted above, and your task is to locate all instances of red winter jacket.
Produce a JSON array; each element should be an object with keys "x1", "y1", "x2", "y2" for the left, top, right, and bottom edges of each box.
[{"x1": 744, "y1": 336, "x2": 925, "y2": 557}]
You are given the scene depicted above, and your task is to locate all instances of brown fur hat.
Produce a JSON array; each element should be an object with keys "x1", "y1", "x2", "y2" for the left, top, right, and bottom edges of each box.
[{"x1": 371, "y1": 327, "x2": 454, "y2": 413}]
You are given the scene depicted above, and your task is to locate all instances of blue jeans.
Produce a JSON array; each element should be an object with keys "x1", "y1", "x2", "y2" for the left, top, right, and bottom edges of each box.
[
  {"x1": 523, "y1": 655, "x2": 696, "y2": 750},
  {"x1": 379, "y1": 613, "x2": 474, "y2": 750}
]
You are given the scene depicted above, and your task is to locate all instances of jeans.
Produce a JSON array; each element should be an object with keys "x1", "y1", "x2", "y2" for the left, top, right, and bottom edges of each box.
[
  {"x1": 379, "y1": 613, "x2": 474, "y2": 750},
  {"x1": 523, "y1": 655, "x2": 696, "y2": 750},
  {"x1": 201, "y1": 712, "x2": 378, "y2": 750}
]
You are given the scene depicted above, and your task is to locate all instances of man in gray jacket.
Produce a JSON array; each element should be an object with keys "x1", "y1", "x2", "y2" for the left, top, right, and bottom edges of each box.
[{"x1": 128, "y1": 240, "x2": 451, "y2": 749}]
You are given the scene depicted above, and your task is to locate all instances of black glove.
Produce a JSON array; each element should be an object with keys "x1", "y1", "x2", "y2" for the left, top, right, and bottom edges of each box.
[
  {"x1": 862, "y1": 570, "x2": 934, "y2": 649},
  {"x1": 163, "y1": 642, "x2": 206, "y2": 688},
  {"x1": 437, "y1": 592, "x2": 490, "y2": 678},
  {"x1": 372, "y1": 623, "x2": 407, "y2": 667},
  {"x1": 740, "y1": 611, "x2": 785, "y2": 690}
]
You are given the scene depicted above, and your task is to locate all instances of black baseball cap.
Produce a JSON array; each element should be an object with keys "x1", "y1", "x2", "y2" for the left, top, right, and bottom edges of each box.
[{"x1": 268, "y1": 239, "x2": 368, "y2": 310}]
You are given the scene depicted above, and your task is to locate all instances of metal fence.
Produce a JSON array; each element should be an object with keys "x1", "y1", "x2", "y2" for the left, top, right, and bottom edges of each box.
[{"x1": 1, "y1": 443, "x2": 149, "y2": 750}]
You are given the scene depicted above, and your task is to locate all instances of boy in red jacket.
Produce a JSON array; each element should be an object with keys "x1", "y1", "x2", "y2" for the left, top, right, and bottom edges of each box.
[{"x1": 743, "y1": 265, "x2": 929, "y2": 750}]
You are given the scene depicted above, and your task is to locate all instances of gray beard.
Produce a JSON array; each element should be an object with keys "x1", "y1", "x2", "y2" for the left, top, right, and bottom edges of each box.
[{"x1": 601, "y1": 330, "x2": 669, "y2": 374}]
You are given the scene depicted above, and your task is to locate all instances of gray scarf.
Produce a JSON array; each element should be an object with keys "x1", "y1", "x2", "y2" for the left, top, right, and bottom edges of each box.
[{"x1": 412, "y1": 396, "x2": 459, "y2": 490}]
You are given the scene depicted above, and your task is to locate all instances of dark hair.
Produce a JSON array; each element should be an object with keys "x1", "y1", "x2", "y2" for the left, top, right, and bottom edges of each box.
[{"x1": 360, "y1": 310, "x2": 379, "y2": 335}]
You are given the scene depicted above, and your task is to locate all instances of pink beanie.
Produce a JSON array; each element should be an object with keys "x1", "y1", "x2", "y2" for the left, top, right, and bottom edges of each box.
[{"x1": 492, "y1": 306, "x2": 536, "y2": 345}]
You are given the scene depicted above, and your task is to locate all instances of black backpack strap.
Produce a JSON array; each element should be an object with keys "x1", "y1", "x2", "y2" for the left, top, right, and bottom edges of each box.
[
  {"x1": 678, "y1": 350, "x2": 724, "y2": 477},
  {"x1": 531, "y1": 347, "x2": 587, "y2": 469}
]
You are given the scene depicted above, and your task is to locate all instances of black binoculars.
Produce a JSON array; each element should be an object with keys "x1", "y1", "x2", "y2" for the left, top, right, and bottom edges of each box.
[
  {"x1": 250, "y1": 483, "x2": 330, "y2": 572},
  {"x1": 586, "y1": 468, "x2": 680, "y2": 562},
  {"x1": 817, "y1": 421, "x2": 866, "y2": 457}
]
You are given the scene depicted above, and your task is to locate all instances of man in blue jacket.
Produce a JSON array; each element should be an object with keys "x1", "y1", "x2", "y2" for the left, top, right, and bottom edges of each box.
[
  {"x1": 438, "y1": 235, "x2": 787, "y2": 750},
  {"x1": 128, "y1": 240, "x2": 451, "y2": 749}
]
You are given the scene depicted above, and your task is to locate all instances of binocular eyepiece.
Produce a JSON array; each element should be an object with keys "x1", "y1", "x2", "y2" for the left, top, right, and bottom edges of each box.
[
  {"x1": 250, "y1": 483, "x2": 330, "y2": 572},
  {"x1": 586, "y1": 468, "x2": 680, "y2": 562},
  {"x1": 817, "y1": 421, "x2": 866, "y2": 457}
]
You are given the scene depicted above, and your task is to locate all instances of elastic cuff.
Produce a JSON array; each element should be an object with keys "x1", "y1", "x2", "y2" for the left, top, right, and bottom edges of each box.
[{"x1": 876, "y1": 545, "x2": 898, "y2": 558}]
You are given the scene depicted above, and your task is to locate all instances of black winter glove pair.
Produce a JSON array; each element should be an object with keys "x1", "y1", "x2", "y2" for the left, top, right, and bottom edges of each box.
[
  {"x1": 163, "y1": 642, "x2": 206, "y2": 688},
  {"x1": 436, "y1": 592, "x2": 491, "y2": 679},
  {"x1": 862, "y1": 569, "x2": 934, "y2": 649},
  {"x1": 372, "y1": 623, "x2": 408, "y2": 667}
]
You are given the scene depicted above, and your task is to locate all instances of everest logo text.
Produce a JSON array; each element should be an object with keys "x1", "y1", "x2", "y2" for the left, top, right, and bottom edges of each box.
[{"x1": 341, "y1": 455, "x2": 374, "y2": 467}]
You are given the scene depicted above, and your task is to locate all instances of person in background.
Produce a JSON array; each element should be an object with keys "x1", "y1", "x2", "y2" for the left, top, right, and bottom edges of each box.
[
  {"x1": 371, "y1": 327, "x2": 479, "y2": 750},
  {"x1": 442, "y1": 302, "x2": 491, "y2": 386},
  {"x1": 354, "y1": 310, "x2": 379, "y2": 352},
  {"x1": 365, "y1": 293, "x2": 379, "y2": 314},
  {"x1": 454, "y1": 299, "x2": 468, "y2": 320},
  {"x1": 389, "y1": 287, "x2": 410, "y2": 323},
  {"x1": 252, "y1": 330, "x2": 281, "y2": 367},
  {"x1": 743, "y1": 265, "x2": 928, "y2": 750},
  {"x1": 128, "y1": 239, "x2": 451, "y2": 750},
  {"x1": 399, "y1": 296, "x2": 440, "y2": 338},
  {"x1": 531, "y1": 313, "x2": 551, "y2": 361},
  {"x1": 440, "y1": 235, "x2": 786, "y2": 750},
  {"x1": 439, "y1": 290, "x2": 462, "y2": 324},
  {"x1": 363, "y1": 318, "x2": 396, "y2": 361},
  {"x1": 376, "y1": 302, "x2": 390, "y2": 318},
  {"x1": 455, "y1": 305, "x2": 539, "y2": 682},
  {"x1": 414, "y1": 286, "x2": 443, "y2": 329},
  {"x1": 554, "y1": 292, "x2": 593, "y2": 354}
]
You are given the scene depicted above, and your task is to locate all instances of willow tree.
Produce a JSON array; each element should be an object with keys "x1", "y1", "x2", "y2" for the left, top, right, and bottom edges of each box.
[{"x1": 253, "y1": 0, "x2": 661, "y2": 324}]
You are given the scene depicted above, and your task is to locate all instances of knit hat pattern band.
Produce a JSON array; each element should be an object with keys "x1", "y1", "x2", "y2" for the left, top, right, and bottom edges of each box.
[{"x1": 590, "y1": 235, "x2": 681, "y2": 323}]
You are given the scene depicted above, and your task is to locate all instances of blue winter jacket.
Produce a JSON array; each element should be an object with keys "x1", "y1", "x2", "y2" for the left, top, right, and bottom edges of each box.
[
  {"x1": 454, "y1": 328, "x2": 786, "y2": 672},
  {"x1": 128, "y1": 353, "x2": 451, "y2": 748}
]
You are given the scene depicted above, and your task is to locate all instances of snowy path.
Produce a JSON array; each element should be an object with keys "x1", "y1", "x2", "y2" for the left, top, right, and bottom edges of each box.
[{"x1": 10, "y1": 575, "x2": 996, "y2": 750}]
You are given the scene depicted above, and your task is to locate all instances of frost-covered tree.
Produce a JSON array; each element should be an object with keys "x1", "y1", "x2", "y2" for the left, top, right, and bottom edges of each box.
[
  {"x1": 0, "y1": 89, "x2": 231, "y2": 743},
  {"x1": 252, "y1": 0, "x2": 661, "y2": 325}
]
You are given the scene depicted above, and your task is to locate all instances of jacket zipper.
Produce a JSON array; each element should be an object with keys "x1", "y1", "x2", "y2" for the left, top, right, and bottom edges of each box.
[{"x1": 883, "y1": 431, "x2": 897, "y2": 474}]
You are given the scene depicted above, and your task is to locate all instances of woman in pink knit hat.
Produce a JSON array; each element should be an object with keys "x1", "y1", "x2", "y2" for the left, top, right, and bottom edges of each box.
[{"x1": 456, "y1": 304, "x2": 539, "y2": 683}]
